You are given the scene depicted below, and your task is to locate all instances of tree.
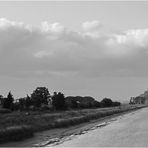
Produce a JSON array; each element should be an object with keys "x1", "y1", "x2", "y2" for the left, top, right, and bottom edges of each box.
[
  {"x1": 31, "y1": 87, "x2": 50, "y2": 107},
  {"x1": 19, "y1": 98, "x2": 26, "y2": 111},
  {"x1": 25, "y1": 95, "x2": 32, "y2": 109},
  {"x1": 101, "y1": 98, "x2": 113, "y2": 107},
  {"x1": 3, "y1": 91, "x2": 14, "y2": 110},
  {"x1": 52, "y1": 92, "x2": 67, "y2": 110},
  {"x1": 71, "y1": 99, "x2": 79, "y2": 109},
  {"x1": 0, "y1": 95, "x2": 3, "y2": 105},
  {"x1": 94, "y1": 101, "x2": 101, "y2": 108}
]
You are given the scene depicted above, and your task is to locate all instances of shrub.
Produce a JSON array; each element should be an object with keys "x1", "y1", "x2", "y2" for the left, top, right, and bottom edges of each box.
[
  {"x1": 0, "y1": 125, "x2": 34, "y2": 143},
  {"x1": 112, "y1": 101, "x2": 121, "y2": 106},
  {"x1": 0, "y1": 108, "x2": 11, "y2": 113}
]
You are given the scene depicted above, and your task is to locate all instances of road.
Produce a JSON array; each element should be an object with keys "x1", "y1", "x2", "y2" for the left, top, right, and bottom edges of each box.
[{"x1": 54, "y1": 107, "x2": 148, "y2": 147}]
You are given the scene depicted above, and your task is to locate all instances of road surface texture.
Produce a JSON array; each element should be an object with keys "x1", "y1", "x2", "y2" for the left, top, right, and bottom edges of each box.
[{"x1": 54, "y1": 107, "x2": 148, "y2": 147}]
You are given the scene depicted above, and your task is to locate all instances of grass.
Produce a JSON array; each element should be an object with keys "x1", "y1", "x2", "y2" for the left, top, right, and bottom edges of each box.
[
  {"x1": 0, "y1": 108, "x2": 11, "y2": 114},
  {"x1": 0, "y1": 104, "x2": 147, "y2": 143},
  {"x1": 0, "y1": 125, "x2": 33, "y2": 143}
]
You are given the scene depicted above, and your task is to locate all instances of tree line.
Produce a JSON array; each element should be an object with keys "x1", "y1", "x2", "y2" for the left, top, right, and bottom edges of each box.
[{"x1": 0, "y1": 87, "x2": 121, "y2": 111}]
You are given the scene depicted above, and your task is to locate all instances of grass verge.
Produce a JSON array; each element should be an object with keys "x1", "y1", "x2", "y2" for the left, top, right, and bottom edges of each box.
[
  {"x1": 0, "y1": 125, "x2": 33, "y2": 143},
  {"x1": 0, "y1": 104, "x2": 147, "y2": 143}
]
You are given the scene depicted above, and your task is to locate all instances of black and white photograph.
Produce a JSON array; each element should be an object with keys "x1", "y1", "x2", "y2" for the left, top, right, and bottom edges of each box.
[{"x1": 0, "y1": 0, "x2": 148, "y2": 147}]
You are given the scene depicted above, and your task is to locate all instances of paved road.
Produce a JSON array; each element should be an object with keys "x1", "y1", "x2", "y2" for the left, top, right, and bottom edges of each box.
[{"x1": 55, "y1": 107, "x2": 148, "y2": 147}]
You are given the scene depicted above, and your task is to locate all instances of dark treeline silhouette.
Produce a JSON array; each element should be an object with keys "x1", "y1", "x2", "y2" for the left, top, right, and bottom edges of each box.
[
  {"x1": 66, "y1": 96, "x2": 101, "y2": 109},
  {"x1": 1, "y1": 92, "x2": 14, "y2": 110},
  {"x1": 0, "y1": 87, "x2": 121, "y2": 111}
]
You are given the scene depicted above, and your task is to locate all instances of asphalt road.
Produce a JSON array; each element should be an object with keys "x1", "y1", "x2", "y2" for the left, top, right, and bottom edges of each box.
[{"x1": 55, "y1": 107, "x2": 148, "y2": 147}]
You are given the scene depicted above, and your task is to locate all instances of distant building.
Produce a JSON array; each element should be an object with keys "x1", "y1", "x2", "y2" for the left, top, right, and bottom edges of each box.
[
  {"x1": 130, "y1": 90, "x2": 148, "y2": 104},
  {"x1": 139, "y1": 90, "x2": 148, "y2": 104}
]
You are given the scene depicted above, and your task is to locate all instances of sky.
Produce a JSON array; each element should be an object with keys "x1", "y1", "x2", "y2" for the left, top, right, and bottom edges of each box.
[{"x1": 0, "y1": 1, "x2": 148, "y2": 102}]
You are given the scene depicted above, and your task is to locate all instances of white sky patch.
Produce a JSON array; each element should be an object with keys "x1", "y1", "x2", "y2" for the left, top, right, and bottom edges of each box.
[
  {"x1": 83, "y1": 32, "x2": 100, "y2": 38},
  {"x1": 41, "y1": 21, "x2": 65, "y2": 33},
  {"x1": 0, "y1": 18, "x2": 31, "y2": 31},
  {"x1": 34, "y1": 50, "x2": 53, "y2": 58},
  {"x1": 106, "y1": 39, "x2": 132, "y2": 57},
  {"x1": 105, "y1": 29, "x2": 148, "y2": 57},
  {"x1": 111, "y1": 29, "x2": 148, "y2": 47},
  {"x1": 82, "y1": 20, "x2": 102, "y2": 32}
]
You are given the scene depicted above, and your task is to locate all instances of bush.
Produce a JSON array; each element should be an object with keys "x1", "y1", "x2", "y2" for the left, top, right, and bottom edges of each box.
[
  {"x1": 12, "y1": 102, "x2": 20, "y2": 111},
  {"x1": 0, "y1": 108, "x2": 11, "y2": 114},
  {"x1": 112, "y1": 101, "x2": 121, "y2": 106},
  {"x1": 40, "y1": 104, "x2": 51, "y2": 110},
  {"x1": 0, "y1": 125, "x2": 34, "y2": 143}
]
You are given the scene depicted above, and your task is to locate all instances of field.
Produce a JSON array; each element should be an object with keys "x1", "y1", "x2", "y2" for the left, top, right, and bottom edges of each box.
[{"x1": 0, "y1": 104, "x2": 146, "y2": 143}]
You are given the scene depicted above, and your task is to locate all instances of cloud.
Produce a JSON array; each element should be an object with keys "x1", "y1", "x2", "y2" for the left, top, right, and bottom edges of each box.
[
  {"x1": 81, "y1": 20, "x2": 102, "y2": 38},
  {"x1": 0, "y1": 18, "x2": 148, "y2": 78},
  {"x1": 106, "y1": 29, "x2": 148, "y2": 57},
  {"x1": 41, "y1": 21, "x2": 65, "y2": 34},
  {"x1": 82, "y1": 20, "x2": 102, "y2": 32}
]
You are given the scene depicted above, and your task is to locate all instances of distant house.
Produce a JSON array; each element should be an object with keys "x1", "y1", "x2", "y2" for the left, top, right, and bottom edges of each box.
[
  {"x1": 130, "y1": 90, "x2": 148, "y2": 104},
  {"x1": 139, "y1": 90, "x2": 148, "y2": 104}
]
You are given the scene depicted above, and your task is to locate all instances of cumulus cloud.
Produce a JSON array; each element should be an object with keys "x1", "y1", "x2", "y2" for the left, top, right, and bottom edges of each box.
[
  {"x1": 81, "y1": 20, "x2": 102, "y2": 38},
  {"x1": 41, "y1": 21, "x2": 65, "y2": 33},
  {"x1": 0, "y1": 18, "x2": 148, "y2": 78},
  {"x1": 82, "y1": 20, "x2": 102, "y2": 32}
]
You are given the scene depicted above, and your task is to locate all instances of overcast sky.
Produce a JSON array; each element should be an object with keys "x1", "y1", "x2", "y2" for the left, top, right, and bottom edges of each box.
[{"x1": 0, "y1": 1, "x2": 148, "y2": 101}]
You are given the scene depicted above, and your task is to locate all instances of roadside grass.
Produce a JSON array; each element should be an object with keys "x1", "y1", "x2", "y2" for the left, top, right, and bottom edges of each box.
[
  {"x1": 0, "y1": 108, "x2": 11, "y2": 114},
  {"x1": 0, "y1": 125, "x2": 33, "y2": 143},
  {"x1": 0, "y1": 104, "x2": 146, "y2": 143}
]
